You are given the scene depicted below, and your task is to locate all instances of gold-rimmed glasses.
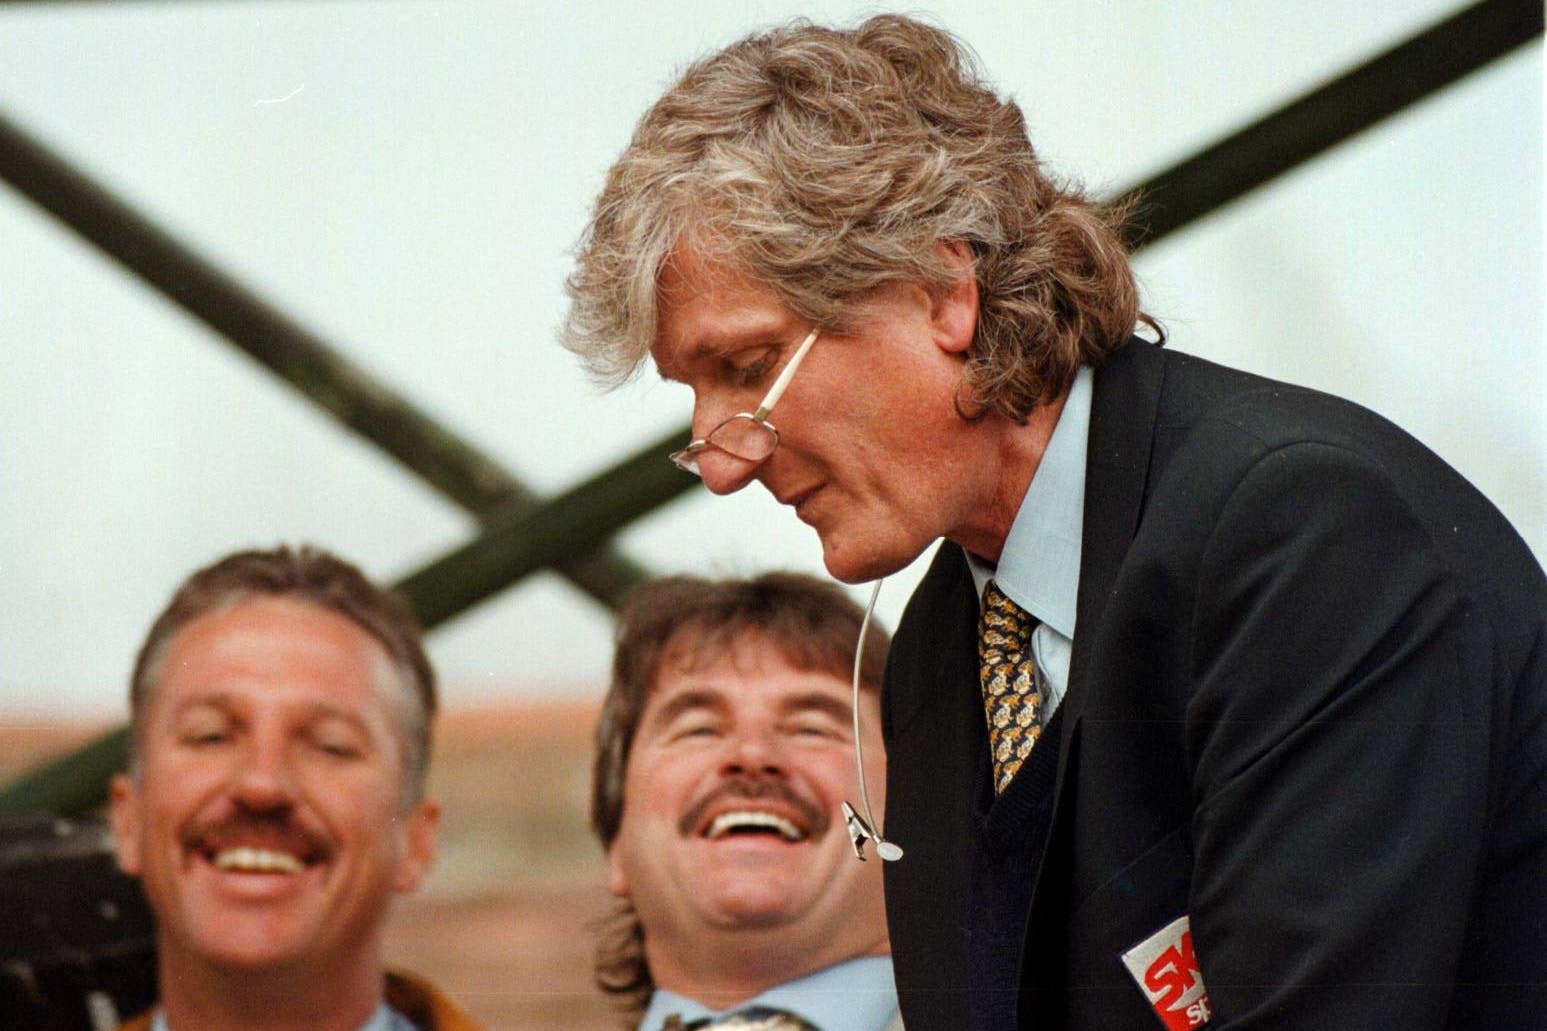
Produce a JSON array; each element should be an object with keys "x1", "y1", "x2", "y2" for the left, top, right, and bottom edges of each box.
[{"x1": 669, "y1": 327, "x2": 820, "y2": 476}]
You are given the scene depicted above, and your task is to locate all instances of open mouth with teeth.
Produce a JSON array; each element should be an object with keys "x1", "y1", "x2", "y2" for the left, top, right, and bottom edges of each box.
[
  {"x1": 209, "y1": 846, "x2": 310, "y2": 874},
  {"x1": 705, "y1": 810, "x2": 808, "y2": 843},
  {"x1": 189, "y1": 822, "x2": 326, "y2": 878}
]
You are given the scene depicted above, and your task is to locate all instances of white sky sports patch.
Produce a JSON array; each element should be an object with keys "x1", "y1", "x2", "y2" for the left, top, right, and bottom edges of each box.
[{"x1": 1120, "y1": 915, "x2": 1212, "y2": 1029}]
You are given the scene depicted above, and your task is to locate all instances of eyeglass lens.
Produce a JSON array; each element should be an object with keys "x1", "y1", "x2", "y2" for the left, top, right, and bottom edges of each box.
[
  {"x1": 708, "y1": 415, "x2": 778, "y2": 462},
  {"x1": 673, "y1": 416, "x2": 778, "y2": 475}
]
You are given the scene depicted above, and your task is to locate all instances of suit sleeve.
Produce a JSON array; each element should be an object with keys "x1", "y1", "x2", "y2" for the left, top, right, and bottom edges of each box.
[{"x1": 1181, "y1": 440, "x2": 1489, "y2": 1029}]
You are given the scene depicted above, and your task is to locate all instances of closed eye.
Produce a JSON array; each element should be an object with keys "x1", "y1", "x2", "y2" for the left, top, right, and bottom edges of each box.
[
  {"x1": 647, "y1": 689, "x2": 730, "y2": 745},
  {"x1": 176, "y1": 712, "x2": 233, "y2": 748},
  {"x1": 785, "y1": 718, "x2": 847, "y2": 741},
  {"x1": 670, "y1": 720, "x2": 721, "y2": 742},
  {"x1": 725, "y1": 349, "x2": 776, "y2": 387},
  {"x1": 780, "y1": 695, "x2": 853, "y2": 742},
  {"x1": 309, "y1": 719, "x2": 367, "y2": 759}
]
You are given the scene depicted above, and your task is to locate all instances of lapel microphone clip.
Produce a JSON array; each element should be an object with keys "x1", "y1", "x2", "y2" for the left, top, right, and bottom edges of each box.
[{"x1": 842, "y1": 800, "x2": 903, "y2": 862}]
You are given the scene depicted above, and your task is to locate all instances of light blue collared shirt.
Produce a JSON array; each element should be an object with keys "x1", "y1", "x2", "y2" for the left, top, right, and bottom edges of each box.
[
  {"x1": 966, "y1": 365, "x2": 1092, "y2": 715},
  {"x1": 639, "y1": 955, "x2": 899, "y2": 1031},
  {"x1": 152, "y1": 1002, "x2": 413, "y2": 1031}
]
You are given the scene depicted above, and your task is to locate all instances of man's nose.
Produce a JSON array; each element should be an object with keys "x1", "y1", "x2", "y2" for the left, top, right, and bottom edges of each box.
[
  {"x1": 720, "y1": 726, "x2": 787, "y2": 777},
  {"x1": 696, "y1": 447, "x2": 762, "y2": 496},
  {"x1": 229, "y1": 734, "x2": 298, "y2": 810},
  {"x1": 685, "y1": 399, "x2": 763, "y2": 496}
]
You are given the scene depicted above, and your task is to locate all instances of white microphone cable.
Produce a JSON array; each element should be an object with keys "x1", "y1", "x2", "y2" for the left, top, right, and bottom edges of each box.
[{"x1": 842, "y1": 578, "x2": 903, "y2": 862}]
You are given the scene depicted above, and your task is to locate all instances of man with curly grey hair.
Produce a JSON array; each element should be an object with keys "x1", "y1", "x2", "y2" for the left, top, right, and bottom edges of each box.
[{"x1": 563, "y1": 14, "x2": 1546, "y2": 1031}]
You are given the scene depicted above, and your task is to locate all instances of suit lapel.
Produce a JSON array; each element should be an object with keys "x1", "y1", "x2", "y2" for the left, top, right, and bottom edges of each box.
[
  {"x1": 1018, "y1": 341, "x2": 1168, "y2": 1021},
  {"x1": 882, "y1": 545, "x2": 989, "y2": 1030},
  {"x1": 1064, "y1": 339, "x2": 1167, "y2": 744}
]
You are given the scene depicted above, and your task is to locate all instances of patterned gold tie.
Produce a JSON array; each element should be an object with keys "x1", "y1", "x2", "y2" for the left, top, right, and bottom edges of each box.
[{"x1": 978, "y1": 580, "x2": 1046, "y2": 794}]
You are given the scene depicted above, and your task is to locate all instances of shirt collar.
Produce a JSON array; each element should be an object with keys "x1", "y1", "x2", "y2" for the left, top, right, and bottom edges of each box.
[
  {"x1": 152, "y1": 1002, "x2": 404, "y2": 1031},
  {"x1": 966, "y1": 364, "x2": 1091, "y2": 638},
  {"x1": 640, "y1": 955, "x2": 898, "y2": 1031}
]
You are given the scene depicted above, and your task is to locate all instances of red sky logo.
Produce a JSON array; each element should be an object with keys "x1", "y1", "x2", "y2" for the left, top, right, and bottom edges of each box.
[{"x1": 1121, "y1": 915, "x2": 1212, "y2": 1029}]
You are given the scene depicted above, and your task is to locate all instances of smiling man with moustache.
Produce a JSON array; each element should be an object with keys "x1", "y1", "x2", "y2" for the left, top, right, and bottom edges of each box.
[
  {"x1": 591, "y1": 573, "x2": 902, "y2": 1031},
  {"x1": 108, "y1": 546, "x2": 483, "y2": 1031}
]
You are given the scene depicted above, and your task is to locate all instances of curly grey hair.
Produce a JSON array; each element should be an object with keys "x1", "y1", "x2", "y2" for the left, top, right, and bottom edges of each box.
[{"x1": 563, "y1": 14, "x2": 1152, "y2": 420}]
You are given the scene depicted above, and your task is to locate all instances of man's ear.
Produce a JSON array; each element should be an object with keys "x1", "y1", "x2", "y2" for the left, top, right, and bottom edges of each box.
[
  {"x1": 930, "y1": 239, "x2": 979, "y2": 356},
  {"x1": 108, "y1": 773, "x2": 144, "y2": 878},
  {"x1": 392, "y1": 797, "x2": 442, "y2": 894}
]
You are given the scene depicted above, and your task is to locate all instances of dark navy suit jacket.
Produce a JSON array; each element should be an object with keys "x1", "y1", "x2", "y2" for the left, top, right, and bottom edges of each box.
[{"x1": 881, "y1": 340, "x2": 1546, "y2": 1030}]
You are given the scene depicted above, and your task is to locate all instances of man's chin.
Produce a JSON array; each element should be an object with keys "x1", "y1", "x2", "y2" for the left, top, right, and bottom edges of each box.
[
  {"x1": 819, "y1": 534, "x2": 915, "y2": 586},
  {"x1": 693, "y1": 860, "x2": 817, "y2": 925},
  {"x1": 703, "y1": 893, "x2": 807, "y2": 932},
  {"x1": 170, "y1": 898, "x2": 322, "y2": 974},
  {"x1": 176, "y1": 927, "x2": 312, "y2": 975}
]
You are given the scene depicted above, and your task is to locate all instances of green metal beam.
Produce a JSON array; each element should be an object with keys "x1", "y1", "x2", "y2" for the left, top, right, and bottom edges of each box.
[
  {"x1": 0, "y1": 106, "x2": 654, "y2": 610},
  {"x1": 394, "y1": 427, "x2": 693, "y2": 629},
  {"x1": 0, "y1": 727, "x2": 132, "y2": 820},
  {"x1": 1116, "y1": 0, "x2": 1543, "y2": 249}
]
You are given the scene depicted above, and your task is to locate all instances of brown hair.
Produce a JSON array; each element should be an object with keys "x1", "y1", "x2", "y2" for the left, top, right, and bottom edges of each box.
[
  {"x1": 591, "y1": 572, "x2": 890, "y2": 1017},
  {"x1": 128, "y1": 545, "x2": 437, "y2": 802},
  {"x1": 564, "y1": 14, "x2": 1154, "y2": 421}
]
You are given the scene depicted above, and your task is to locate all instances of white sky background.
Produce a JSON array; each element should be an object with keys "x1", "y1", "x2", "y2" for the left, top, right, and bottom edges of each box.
[{"x1": 1, "y1": 1, "x2": 1541, "y2": 718}]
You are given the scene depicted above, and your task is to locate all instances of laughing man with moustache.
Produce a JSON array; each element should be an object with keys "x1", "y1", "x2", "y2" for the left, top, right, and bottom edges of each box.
[
  {"x1": 108, "y1": 546, "x2": 483, "y2": 1031},
  {"x1": 591, "y1": 573, "x2": 903, "y2": 1031}
]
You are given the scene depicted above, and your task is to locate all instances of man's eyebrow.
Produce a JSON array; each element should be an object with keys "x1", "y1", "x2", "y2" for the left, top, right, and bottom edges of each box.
[
  {"x1": 655, "y1": 338, "x2": 744, "y2": 380},
  {"x1": 648, "y1": 687, "x2": 726, "y2": 727},
  {"x1": 782, "y1": 692, "x2": 853, "y2": 723},
  {"x1": 656, "y1": 320, "x2": 793, "y2": 380},
  {"x1": 167, "y1": 693, "x2": 370, "y2": 731},
  {"x1": 304, "y1": 704, "x2": 371, "y2": 730},
  {"x1": 169, "y1": 693, "x2": 234, "y2": 717}
]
